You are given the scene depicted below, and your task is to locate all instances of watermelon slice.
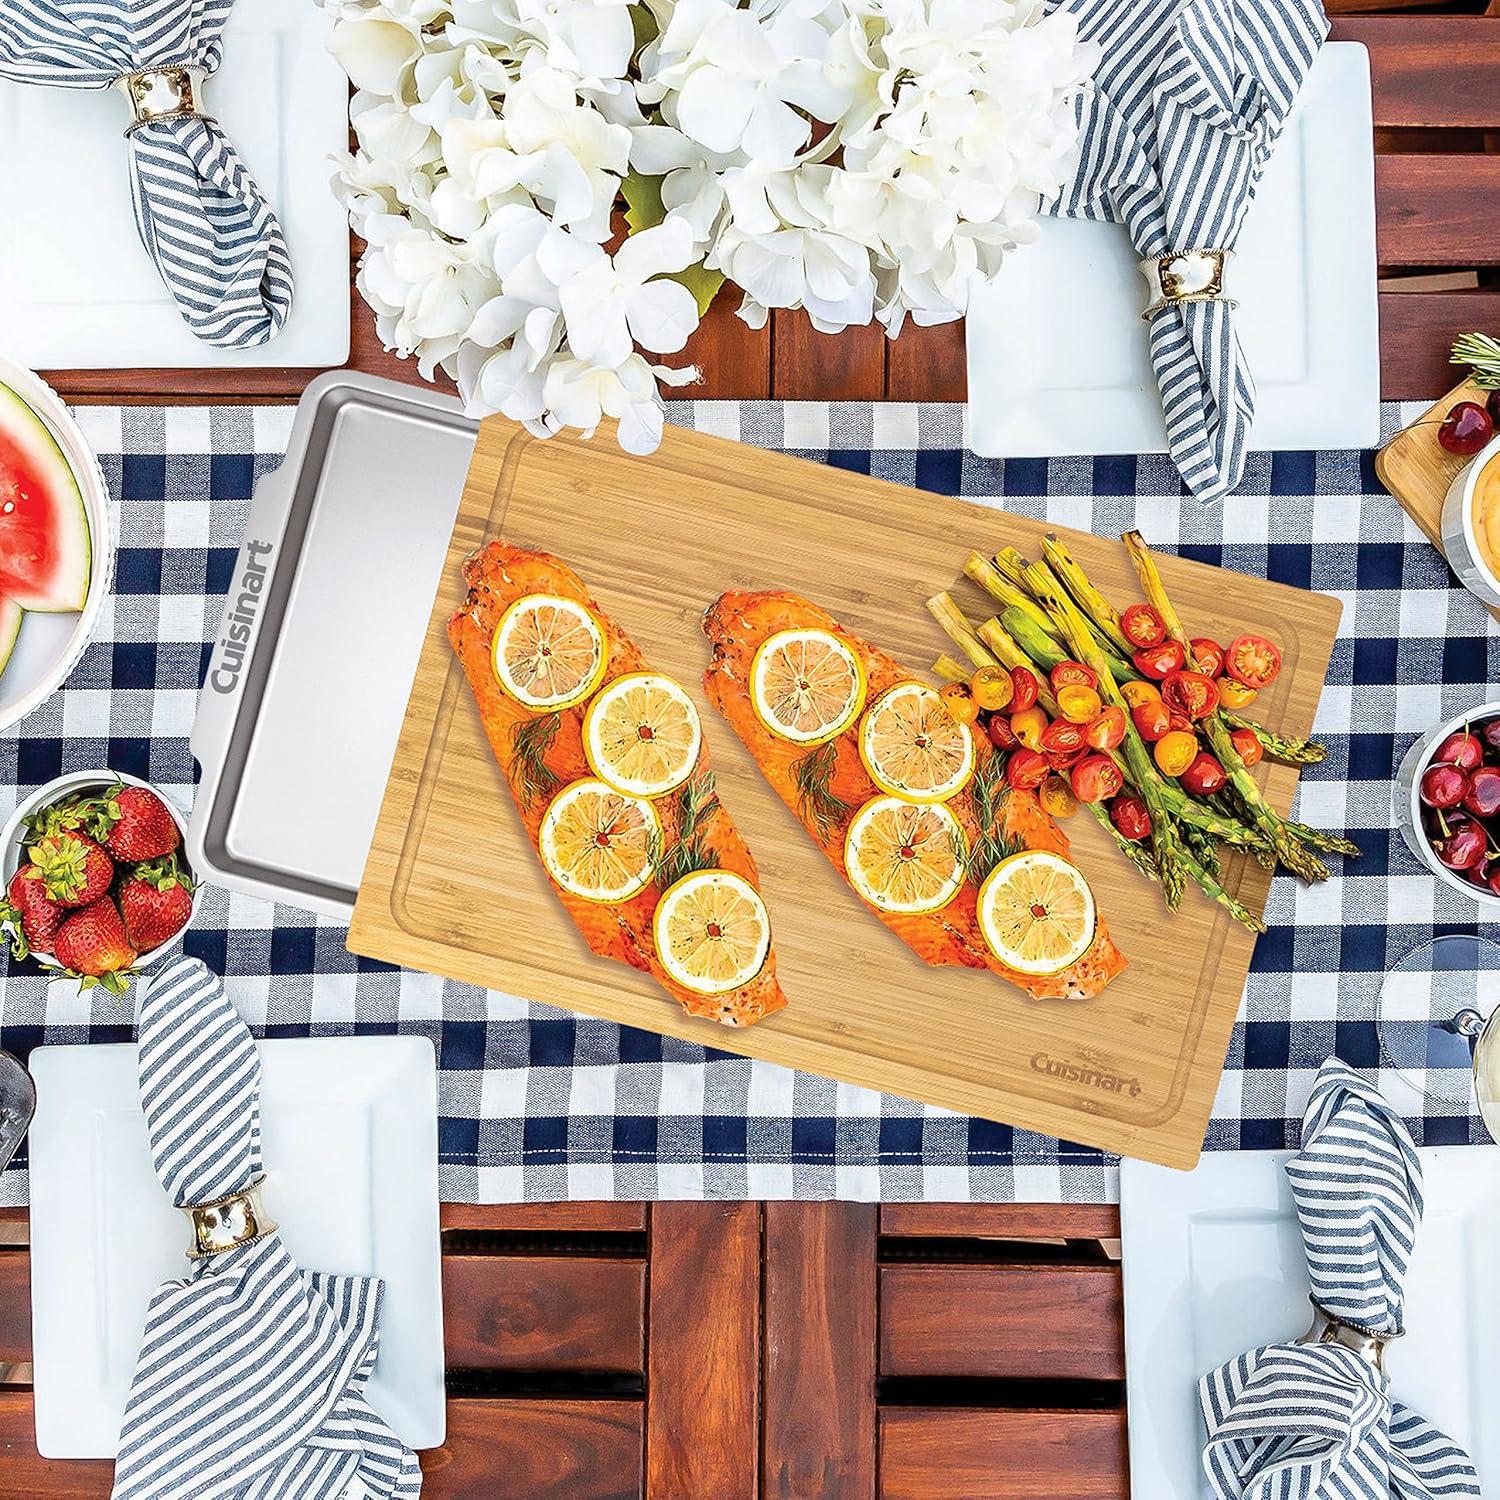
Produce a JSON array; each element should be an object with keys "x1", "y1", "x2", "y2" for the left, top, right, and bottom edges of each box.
[
  {"x1": 0, "y1": 598, "x2": 20, "y2": 679},
  {"x1": 0, "y1": 381, "x2": 91, "y2": 613}
]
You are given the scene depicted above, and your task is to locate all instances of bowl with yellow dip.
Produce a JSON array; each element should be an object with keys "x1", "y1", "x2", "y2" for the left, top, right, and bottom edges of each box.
[{"x1": 1441, "y1": 434, "x2": 1500, "y2": 609}]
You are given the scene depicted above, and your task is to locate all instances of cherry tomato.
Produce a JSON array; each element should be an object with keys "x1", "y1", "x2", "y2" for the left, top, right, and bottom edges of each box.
[
  {"x1": 1008, "y1": 666, "x2": 1039, "y2": 713},
  {"x1": 987, "y1": 714, "x2": 1018, "y2": 750},
  {"x1": 1154, "y1": 729, "x2": 1198, "y2": 777},
  {"x1": 1120, "y1": 680, "x2": 1160, "y2": 710},
  {"x1": 1010, "y1": 705, "x2": 1048, "y2": 750},
  {"x1": 1048, "y1": 746, "x2": 1089, "y2": 772},
  {"x1": 1189, "y1": 639, "x2": 1226, "y2": 678},
  {"x1": 1132, "y1": 698, "x2": 1171, "y2": 742},
  {"x1": 1007, "y1": 748, "x2": 1050, "y2": 790},
  {"x1": 1229, "y1": 727, "x2": 1263, "y2": 767},
  {"x1": 1050, "y1": 660, "x2": 1099, "y2": 692},
  {"x1": 1071, "y1": 753, "x2": 1124, "y2": 803},
  {"x1": 970, "y1": 665, "x2": 1014, "y2": 713},
  {"x1": 1167, "y1": 709, "x2": 1195, "y2": 735},
  {"x1": 1056, "y1": 684, "x2": 1103, "y2": 723},
  {"x1": 1040, "y1": 719, "x2": 1086, "y2": 758},
  {"x1": 1110, "y1": 794, "x2": 1152, "y2": 841},
  {"x1": 1225, "y1": 634, "x2": 1282, "y2": 689},
  {"x1": 1039, "y1": 774, "x2": 1080, "y2": 819},
  {"x1": 940, "y1": 682, "x2": 979, "y2": 725},
  {"x1": 1179, "y1": 751, "x2": 1228, "y2": 796},
  {"x1": 1215, "y1": 676, "x2": 1258, "y2": 710},
  {"x1": 1160, "y1": 670, "x2": 1220, "y2": 722},
  {"x1": 1120, "y1": 603, "x2": 1166, "y2": 649},
  {"x1": 1132, "y1": 640, "x2": 1186, "y2": 681},
  {"x1": 1085, "y1": 706, "x2": 1127, "y2": 752}
]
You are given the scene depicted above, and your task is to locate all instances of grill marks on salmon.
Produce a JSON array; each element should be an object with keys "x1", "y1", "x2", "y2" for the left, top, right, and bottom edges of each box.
[
  {"x1": 702, "y1": 589, "x2": 1126, "y2": 1001},
  {"x1": 449, "y1": 543, "x2": 788, "y2": 1027}
]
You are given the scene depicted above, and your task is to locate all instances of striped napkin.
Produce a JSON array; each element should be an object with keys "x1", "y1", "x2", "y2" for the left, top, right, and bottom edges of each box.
[
  {"x1": 1199, "y1": 1058, "x2": 1480, "y2": 1499},
  {"x1": 1049, "y1": 0, "x2": 1328, "y2": 503},
  {"x1": 112, "y1": 958, "x2": 420, "y2": 1500},
  {"x1": 0, "y1": 0, "x2": 292, "y2": 348}
]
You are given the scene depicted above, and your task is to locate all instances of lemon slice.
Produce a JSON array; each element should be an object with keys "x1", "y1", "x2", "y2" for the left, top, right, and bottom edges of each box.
[
  {"x1": 492, "y1": 593, "x2": 608, "y2": 711},
  {"x1": 583, "y1": 672, "x2": 703, "y2": 799},
  {"x1": 538, "y1": 779, "x2": 658, "y2": 904},
  {"x1": 859, "y1": 681, "x2": 975, "y2": 803},
  {"x1": 976, "y1": 850, "x2": 1096, "y2": 976},
  {"x1": 749, "y1": 627, "x2": 866, "y2": 745},
  {"x1": 653, "y1": 870, "x2": 771, "y2": 996},
  {"x1": 843, "y1": 795, "x2": 968, "y2": 915}
]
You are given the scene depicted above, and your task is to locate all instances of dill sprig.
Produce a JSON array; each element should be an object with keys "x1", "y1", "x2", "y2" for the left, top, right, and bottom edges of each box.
[
  {"x1": 510, "y1": 712, "x2": 562, "y2": 810},
  {"x1": 793, "y1": 741, "x2": 851, "y2": 837},
  {"x1": 1452, "y1": 332, "x2": 1500, "y2": 390},
  {"x1": 966, "y1": 749, "x2": 1023, "y2": 884},
  {"x1": 655, "y1": 769, "x2": 722, "y2": 889}
]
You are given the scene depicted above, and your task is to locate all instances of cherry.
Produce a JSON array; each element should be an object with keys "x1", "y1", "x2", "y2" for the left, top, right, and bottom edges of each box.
[
  {"x1": 1481, "y1": 717, "x2": 1500, "y2": 755},
  {"x1": 1438, "y1": 401, "x2": 1494, "y2": 456},
  {"x1": 1435, "y1": 820, "x2": 1488, "y2": 871},
  {"x1": 1463, "y1": 766, "x2": 1500, "y2": 819},
  {"x1": 1435, "y1": 730, "x2": 1484, "y2": 771},
  {"x1": 1421, "y1": 762, "x2": 1469, "y2": 809},
  {"x1": 1487, "y1": 391, "x2": 1500, "y2": 432},
  {"x1": 1488, "y1": 865, "x2": 1500, "y2": 898}
]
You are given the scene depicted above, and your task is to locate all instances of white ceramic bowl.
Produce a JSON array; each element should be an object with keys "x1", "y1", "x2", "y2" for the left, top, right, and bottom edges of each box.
[
  {"x1": 1, "y1": 771, "x2": 200, "y2": 971},
  {"x1": 1395, "y1": 701, "x2": 1500, "y2": 909},
  {"x1": 1440, "y1": 431, "x2": 1500, "y2": 610},
  {"x1": 0, "y1": 356, "x2": 116, "y2": 732}
]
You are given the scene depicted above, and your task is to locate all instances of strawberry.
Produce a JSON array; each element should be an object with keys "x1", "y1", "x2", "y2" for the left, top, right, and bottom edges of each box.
[
  {"x1": 0, "y1": 864, "x2": 66, "y2": 958},
  {"x1": 27, "y1": 830, "x2": 114, "y2": 908},
  {"x1": 100, "y1": 786, "x2": 181, "y2": 862},
  {"x1": 53, "y1": 898, "x2": 137, "y2": 993},
  {"x1": 118, "y1": 856, "x2": 195, "y2": 952}
]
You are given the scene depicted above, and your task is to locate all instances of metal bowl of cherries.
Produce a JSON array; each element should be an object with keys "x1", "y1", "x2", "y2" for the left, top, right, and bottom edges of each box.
[{"x1": 1397, "y1": 704, "x2": 1500, "y2": 904}]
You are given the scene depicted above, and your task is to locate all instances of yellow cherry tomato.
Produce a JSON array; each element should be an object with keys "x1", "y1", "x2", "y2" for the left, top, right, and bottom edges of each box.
[
  {"x1": 969, "y1": 665, "x2": 1014, "y2": 714},
  {"x1": 1120, "y1": 679, "x2": 1161, "y2": 710},
  {"x1": 1010, "y1": 705, "x2": 1049, "y2": 750},
  {"x1": 939, "y1": 682, "x2": 979, "y2": 725},
  {"x1": 1215, "y1": 676, "x2": 1258, "y2": 710},
  {"x1": 1056, "y1": 684, "x2": 1103, "y2": 723},
  {"x1": 1154, "y1": 729, "x2": 1199, "y2": 778},
  {"x1": 1039, "y1": 774, "x2": 1080, "y2": 819}
]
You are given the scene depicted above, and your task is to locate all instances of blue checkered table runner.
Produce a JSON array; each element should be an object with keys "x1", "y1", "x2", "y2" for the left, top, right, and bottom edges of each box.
[{"x1": 1, "y1": 401, "x2": 1494, "y2": 1206}]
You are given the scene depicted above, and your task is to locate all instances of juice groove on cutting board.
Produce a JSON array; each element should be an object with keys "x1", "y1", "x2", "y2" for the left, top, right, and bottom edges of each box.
[{"x1": 348, "y1": 419, "x2": 1342, "y2": 1168}]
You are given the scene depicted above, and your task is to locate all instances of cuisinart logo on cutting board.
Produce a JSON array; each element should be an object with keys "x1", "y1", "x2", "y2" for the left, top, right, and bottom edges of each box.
[
  {"x1": 210, "y1": 540, "x2": 274, "y2": 694},
  {"x1": 1030, "y1": 1050, "x2": 1142, "y2": 1098}
]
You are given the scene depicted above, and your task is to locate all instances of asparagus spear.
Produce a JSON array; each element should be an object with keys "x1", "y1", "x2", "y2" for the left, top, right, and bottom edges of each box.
[
  {"x1": 926, "y1": 592, "x2": 997, "y2": 670},
  {"x1": 1120, "y1": 530, "x2": 1338, "y2": 882},
  {"x1": 1222, "y1": 715, "x2": 1327, "y2": 766},
  {"x1": 1040, "y1": 534, "x2": 1133, "y2": 658},
  {"x1": 933, "y1": 652, "x2": 971, "y2": 685},
  {"x1": 963, "y1": 552, "x2": 1059, "y2": 642}
]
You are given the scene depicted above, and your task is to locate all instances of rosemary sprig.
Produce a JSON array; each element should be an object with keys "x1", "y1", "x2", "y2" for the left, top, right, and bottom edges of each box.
[
  {"x1": 510, "y1": 712, "x2": 562, "y2": 811},
  {"x1": 1452, "y1": 332, "x2": 1500, "y2": 391},
  {"x1": 966, "y1": 749, "x2": 1023, "y2": 884},
  {"x1": 793, "y1": 741, "x2": 851, "y2": 837},
  {"x1": 655, "y1": 769, "x2": 722, "y2": 889}
]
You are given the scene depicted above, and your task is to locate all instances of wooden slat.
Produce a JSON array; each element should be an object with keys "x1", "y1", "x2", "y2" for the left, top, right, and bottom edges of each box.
[
  {"x1": 880, "y1": 1204, "x2": 1120, "y2": 1241},
  {"x1": 880, "y1": 1265, "x2": 1124, "y2": 1382},
  {"x1": 443, "y1": 1255, "x2": 644, "y2": 1372},
  {"x1": 678, "y1": 295, "x2": 772, "y2": 400},
  {"x1": 0, "y1": 1390, "x2": 112, "y2": 1497},
  {"x1": 0, "y1": 1252, "x2": 30, "y2": 1365},
  {"x1": 885, "y1": 321, "x2": 968, "y2": 403},
  {"x1": 440, "y1": 1203, "x2": 646, "y2": 1233},
  {"x1": 879, "y1": 1409, "x2": 1128, "y2": 1500},
  {"x1": 1331, "y1": 18, "x2": 1500, "y2": 129},
  {"x1": 422, "y1": 1398, "x2": 642, "y2": 1499},
  {"x1": 1376, "y1": 156, "x2": 1500, "y2": 268},
  {"x1": 1378, "y1": 289, "x2": 1500, "y2": 398},
  {"x1": 763, "y1": 1203, "x2": 877, "y2": 1500},
  {"x1": 771, "y1": 311, "x2": 886, "y2": 399},
  {"x1": 646, "y1": 1203, "x2": 760, "y2": 1500}
]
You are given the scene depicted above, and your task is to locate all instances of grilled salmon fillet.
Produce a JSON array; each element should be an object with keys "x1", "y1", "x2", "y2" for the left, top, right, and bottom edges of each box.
[
  {"x1": 702, "y1": 589, "x2": 1125, "y2": 1001},
  {"x1": 450, "y1": 543, "x2": 788, "y2": 1027}
]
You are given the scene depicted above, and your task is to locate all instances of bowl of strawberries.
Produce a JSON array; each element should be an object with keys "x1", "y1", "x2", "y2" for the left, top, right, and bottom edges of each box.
[{"x1": 0, "y1": 771, "x2": 199, "y2": 992}]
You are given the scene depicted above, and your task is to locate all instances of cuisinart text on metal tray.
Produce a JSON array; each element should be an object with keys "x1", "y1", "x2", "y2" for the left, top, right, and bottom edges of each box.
[{"x1": 210, "y1": 540, "x2": 274, "y2": 694}]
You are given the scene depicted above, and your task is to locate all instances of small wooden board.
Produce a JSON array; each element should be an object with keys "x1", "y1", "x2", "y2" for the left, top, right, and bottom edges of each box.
[
  {"x1": 349, "y1": 420, "x2": 1343, "y2": 1170},
  {"x1": 1375, "y1": 376, "x2": 1500, "y2": 623}
]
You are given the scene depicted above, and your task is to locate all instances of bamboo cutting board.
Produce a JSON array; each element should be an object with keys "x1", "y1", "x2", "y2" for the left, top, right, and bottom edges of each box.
[{"x1": 349, "y1": 419, "x2": 1343, "y2": 1169}]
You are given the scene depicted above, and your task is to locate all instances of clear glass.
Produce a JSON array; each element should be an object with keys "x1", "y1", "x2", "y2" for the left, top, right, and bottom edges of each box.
[
  {"x1": 0, "y1": 1051, "x2": 35, "y2": 1173},
  {"x1": 1377, "y1": 935, "x2": 1500, "y2": 1131}
]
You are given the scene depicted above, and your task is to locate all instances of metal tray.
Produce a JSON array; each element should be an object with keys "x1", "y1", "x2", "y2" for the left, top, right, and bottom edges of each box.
[{"x1": 189, "y1": 373, "x2": 478, "y2": 919}]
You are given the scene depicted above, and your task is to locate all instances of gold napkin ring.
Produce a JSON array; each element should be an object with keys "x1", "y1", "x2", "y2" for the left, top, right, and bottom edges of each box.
[
  {"x1": 1139, "y1": 248, "x2": 1235, "y2": 319},
  {"x1": 116, "y1": 66, "x2": 213, "y2": 136},
  {"x1": 1298, "y1": 1299, "x2": 1403, "y2": 1373},
  {"x1": 180, "y1": 1178, "x2": 277, "y2": 1259}
]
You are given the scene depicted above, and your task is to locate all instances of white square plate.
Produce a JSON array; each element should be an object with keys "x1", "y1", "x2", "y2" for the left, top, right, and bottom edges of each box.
[
  {"x1": 27, "y1": 1036, "x2": 445, "y2": 1458},
  {"x1": 0, "y1": 0, "x2": 350, "y2": 368},
  {"x1": 1120, "y1": 1149, "x2": 1500, "y2": 1499},
  {"x1": 966, "y1": 43, "x2": 1379, "y2": 459}
]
